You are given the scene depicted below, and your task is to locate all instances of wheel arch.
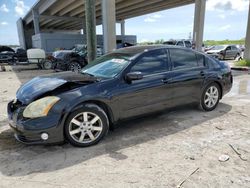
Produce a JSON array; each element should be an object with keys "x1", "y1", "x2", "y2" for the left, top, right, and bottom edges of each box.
[
  {"x1": 64, "y1": 99, "x2": 115, "y2": 128},
  {"x1": 214, "y1": 81, "x2": 223, "y2": 99},
  {"x1": 203, "y1": 80, "x2": 223, "y2": 99}
]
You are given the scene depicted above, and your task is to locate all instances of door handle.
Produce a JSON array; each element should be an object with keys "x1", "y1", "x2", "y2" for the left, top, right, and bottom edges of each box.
[
  {"x1": 200, "y1": 71, "x2": 205, "y2": 77},
  {"x1": 162, "y1": 78, "x2": 171, "y2": 84}
]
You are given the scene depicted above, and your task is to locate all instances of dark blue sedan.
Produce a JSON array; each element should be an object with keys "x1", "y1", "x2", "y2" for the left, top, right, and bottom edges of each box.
[{"x1": 8, "y1": 46, "x2": 233, "y2": 147}]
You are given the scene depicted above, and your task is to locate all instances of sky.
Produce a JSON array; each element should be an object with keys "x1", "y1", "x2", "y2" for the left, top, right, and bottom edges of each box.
[{"x1": 0, "y1": 0, "x2": 249, "y2": 45}]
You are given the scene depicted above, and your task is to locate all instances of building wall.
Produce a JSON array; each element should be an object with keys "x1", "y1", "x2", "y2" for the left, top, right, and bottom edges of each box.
[{"x1": 32, "y1": 33, "x2": 137, "y2": 53}]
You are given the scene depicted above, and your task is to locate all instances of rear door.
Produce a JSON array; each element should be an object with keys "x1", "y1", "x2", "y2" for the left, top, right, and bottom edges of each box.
[
  {"x1": 118, "y1": 49, "x2": 173, "y2": 119},
  {"x1": 231, "y1": 45, "x2": 239, "y2": 58},
  {"x1": 169, "y1": 48, "x2": 206, "y2": 106}
]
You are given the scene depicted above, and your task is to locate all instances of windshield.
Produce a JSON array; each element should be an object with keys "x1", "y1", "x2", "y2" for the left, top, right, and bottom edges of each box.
[
  {"x1": 81, "y1": 53, "x2": 132, "y2": 78},
  {"x1": 212, "y1": 45, "x2": 226, "y2": 50}
]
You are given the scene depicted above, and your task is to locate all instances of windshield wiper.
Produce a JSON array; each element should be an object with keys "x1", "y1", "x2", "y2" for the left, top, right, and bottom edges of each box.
[{"x1": 81, "y1": 72, "x2": 95, "y2": 77}]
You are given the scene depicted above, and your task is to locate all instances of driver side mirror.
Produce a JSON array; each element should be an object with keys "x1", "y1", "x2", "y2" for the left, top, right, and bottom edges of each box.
[{"x1": 125, "y1": 72, "x2": 143, "y2": 82}]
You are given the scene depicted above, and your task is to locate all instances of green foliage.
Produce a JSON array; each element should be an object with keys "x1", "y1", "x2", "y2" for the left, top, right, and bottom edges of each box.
[
  {"x1": 154, "y1": 39, "x2": 165, "y2": 44},
  {"x1": 235, "y1": 59, "x2": 250, "y2": 67},
  {"x1": 204, "y1": 39, "x2": 245, "y2": 46}
]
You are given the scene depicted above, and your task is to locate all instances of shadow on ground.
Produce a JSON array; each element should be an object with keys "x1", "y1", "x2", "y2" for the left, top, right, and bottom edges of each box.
[{"x1": 0, "y1": 103, "x2": 232, "y2": 176}]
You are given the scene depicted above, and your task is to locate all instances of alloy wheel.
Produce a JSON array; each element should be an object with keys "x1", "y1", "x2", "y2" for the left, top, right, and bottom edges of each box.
[
  {"x1": 204, "y1": 86, "x2": 219, "y2": 108},
  {"x1": 70, "y1": 62, "x2": 81, "y2": 72},
  {"x1": 69, "y1": 112, "x2": 103, "y2": 144}
]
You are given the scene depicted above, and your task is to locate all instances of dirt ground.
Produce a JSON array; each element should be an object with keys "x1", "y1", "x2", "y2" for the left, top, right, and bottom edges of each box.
[{"x1": 0, "y1": 64, "x2": 250, "y2": 188}]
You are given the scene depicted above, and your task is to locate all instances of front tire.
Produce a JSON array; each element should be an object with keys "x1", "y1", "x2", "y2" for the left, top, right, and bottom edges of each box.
[
  {"x1": 200, "y1": 83, "x2": 221, "y2": 111},
  {"x1": 64, "y1": 104, "x2": 109, "y2": 147},
  {"x1": 68, "y1": 61, "x2": 82, "y2": 72}
]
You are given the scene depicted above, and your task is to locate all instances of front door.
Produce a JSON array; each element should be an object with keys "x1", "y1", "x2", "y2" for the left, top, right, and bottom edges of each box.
[{"x1": 118, "y1": 49, "x2": 173, "y2": 119}]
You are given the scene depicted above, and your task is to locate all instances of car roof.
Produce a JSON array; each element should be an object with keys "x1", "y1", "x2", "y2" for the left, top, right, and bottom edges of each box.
[{"x1": 114, "y1": 45, "x2": 190, "y2": 55}]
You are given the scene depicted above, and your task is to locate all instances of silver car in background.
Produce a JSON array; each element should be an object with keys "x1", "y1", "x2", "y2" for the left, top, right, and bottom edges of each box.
[{"x1": 206, "y1": 45, "x2": 241, "y2": 60}]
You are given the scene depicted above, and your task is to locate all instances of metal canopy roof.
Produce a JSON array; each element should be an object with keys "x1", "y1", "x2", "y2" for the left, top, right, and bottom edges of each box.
[{"x1": 23, "y1": 0, "x2": 194, "y2": 31}]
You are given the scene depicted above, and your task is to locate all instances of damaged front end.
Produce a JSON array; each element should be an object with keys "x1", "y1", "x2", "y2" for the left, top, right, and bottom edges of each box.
[{"x1": 7, "y1": 71, "x2": 99, "y2": 144}]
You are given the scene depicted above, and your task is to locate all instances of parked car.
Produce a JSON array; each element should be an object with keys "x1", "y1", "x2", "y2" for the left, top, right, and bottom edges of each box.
[
  {"x1": 7, "y1": 46, "x2": 233, "y2": 147},
  {"x1": 204, "y1": 46, "x2": 214, "y2": 52},
  {"x1": 0, "y1": 46, "x2": 27, "y2": 63},
  {"x1": 13, "y1": 48, "x2": 28, "y2": 62},
  {"x1": 51, "y1": 44, "x2": 103, "y2": 72},
  {"x1": 51, "y1": 51, "x2": 88, "y2": 72},
  {"x1": 117, "y1": 42, "x2": 134, "y2": 49},
  {"x1": 163, "y1": 40, "x2": 192, "y2": 48},
  {"x1": 175, "y1": 40, "x2": 192, "y2": 48},
  {"x1": 206, "y1": 45, "x2": 241, "y2": 60},
  {"x1": 235, "y1": 44, "x2": 245, "y2": 52}
]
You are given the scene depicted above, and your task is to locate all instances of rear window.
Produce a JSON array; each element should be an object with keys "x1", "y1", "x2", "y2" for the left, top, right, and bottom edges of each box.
[
  {"x1": 170, "y1": 49, "x2": 198, "y2": 70},
  {"x1": 196, "y1": 53, "x2": 205, "y2": 67},
  {"x1": 205, "y1": 57, "x2": 220, "y2": 69},
  {"x1": 176, "y1": 41, "x2": 184, "y2": 46},
  {"x1": 184, "y1": 41, "x2": 192, "y2": 48}
]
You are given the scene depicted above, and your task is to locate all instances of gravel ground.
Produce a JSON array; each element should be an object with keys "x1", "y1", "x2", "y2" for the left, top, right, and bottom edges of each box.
[{"x1": 0, "y1": 64, "x2": 249, "y2": 188}]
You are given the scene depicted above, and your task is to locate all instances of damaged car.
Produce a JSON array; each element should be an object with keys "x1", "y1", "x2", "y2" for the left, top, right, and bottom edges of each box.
[{"x1": 8, "y1": 46, "x2": 233, "y2": 147}]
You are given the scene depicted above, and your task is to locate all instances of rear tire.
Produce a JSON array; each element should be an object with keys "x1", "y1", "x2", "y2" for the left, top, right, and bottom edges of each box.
[
  {"x1": 200, "y1": 83, "x2": 221, "y2": 111},
  {"x1": 64, "y1": 104, "x2": 109, "y2": 147},
  {"x1": 42, "y1": 60, "x2": 53, "y2": 70},
  {"x1": 234, "y1": 53, "x2": 240, "y2": 60}
]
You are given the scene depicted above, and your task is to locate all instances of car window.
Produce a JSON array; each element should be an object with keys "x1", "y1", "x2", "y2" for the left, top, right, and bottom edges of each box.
[
  {"x1": 184, "y1": 41, "x2": 192, "y2": 48},
  {"x1": 196, "y1": 53, "x2": 205, "y2": 67},
  {"x1": 170, "y1": 49, "x2": 198, "y2": 70},
  {"x1": 82, "y1": 53, "x2": 132, "y2": 78},
  {"x1": 130, "y1": 49, "x2": 168, "y2": 75},
  {"x1": 176, "y1": 41, "x2": 184, "y2": 46},
  {"x1": 205, "y1": 56, "x2": 220, "y2": 69},
  {"x1": 17, "y1": 49, "x2": 25, "y2": 54},
  {"x1": 226, "y1": 46, "x2": 231, "y2": 50},
  {"x1": 231, "y1": 46, "x2": 238, "y2": 50}
]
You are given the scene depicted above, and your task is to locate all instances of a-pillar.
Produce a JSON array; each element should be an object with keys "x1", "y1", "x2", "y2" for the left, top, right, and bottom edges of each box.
[
  {"x1": 244, "y1": 1, "x2": 250, "y2": 60},
  {"x1": 102, "y1": 0, "x2": 116, "y2": 53},
  {"x1": 193, "y1": 0, "x2": 206, "y2": 51}
]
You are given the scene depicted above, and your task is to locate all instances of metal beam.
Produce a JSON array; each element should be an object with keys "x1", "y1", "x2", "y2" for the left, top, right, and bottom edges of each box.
[
  {"x1": 25, "y1": 0, "x2": 58, "y2": 24},
  {"x1": 244, "y1": 1, "x2": 250, "y2": 60},
  {"x1": 49, "y1": 0, "x2": 75, "y2": 15},
  {"x1": 85, "y1": 0, "x2": 97, "y2": 62},
  {"x1": 59, "y1": 1, "x2": 84, "y2": 16},
  {"x1": 193, "y1": 0, "x2": 206, "y2": 51},
  {"x1": 116, "y1": 0, "x2": 193, "y2": 20},
  {"x1": 40, "y1": 15, "x2": 83, "y2": 22}
]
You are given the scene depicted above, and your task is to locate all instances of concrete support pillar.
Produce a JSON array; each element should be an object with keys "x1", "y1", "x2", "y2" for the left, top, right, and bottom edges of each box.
[
  {"x1": 82, "y1": 18, "x2": 86, "y2": 35},
  {"x1": 244, "y1": 1, "x2": 250, "y2": 60},
  {"x1": 121, "y1": 20, "x2": 125, "y2": 36},
  {"x1": 193, "y1": 0, "x2": 206, "y2": 51},
  {"x1": 102, "y1": 0, "x2": 116, "y2": 53},
  {"x1": 85, "y1": 0, "x2": 97, "y2": 62},
  {"x1": 32, "y1": 9, "x2": 40, "y2": 34}
]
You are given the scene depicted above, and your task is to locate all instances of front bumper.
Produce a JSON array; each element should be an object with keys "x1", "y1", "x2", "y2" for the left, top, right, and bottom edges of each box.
[{"x1": 7, "y1": 100, "x2": 65, "y2": 145}]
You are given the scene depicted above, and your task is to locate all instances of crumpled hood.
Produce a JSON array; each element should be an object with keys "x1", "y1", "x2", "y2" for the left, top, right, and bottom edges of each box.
[{"x1": 16, "y1": 71, "x2": 98, "y2": 104}]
